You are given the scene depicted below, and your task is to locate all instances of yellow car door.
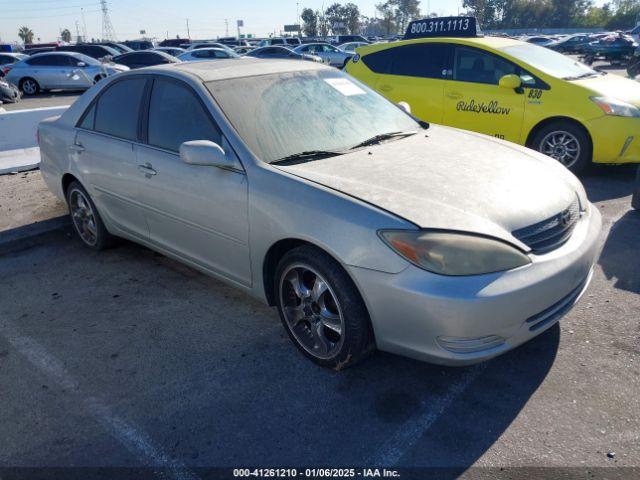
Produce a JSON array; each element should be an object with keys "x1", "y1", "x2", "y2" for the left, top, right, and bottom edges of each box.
[
  {"x1": 360, "y1": 42, "x2": 451, "y2": 123},
  {"x1": 443, "y1": 45, "x2": 526, "y2": 142}
]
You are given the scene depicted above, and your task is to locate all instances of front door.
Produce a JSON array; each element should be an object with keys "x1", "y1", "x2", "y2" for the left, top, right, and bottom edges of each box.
[
  {"x1": 443, "y1": 46, "x2": 526, "y2": 143},
  {"x1": 135, "y1": 77, "x2": 251, "y2": 285}
]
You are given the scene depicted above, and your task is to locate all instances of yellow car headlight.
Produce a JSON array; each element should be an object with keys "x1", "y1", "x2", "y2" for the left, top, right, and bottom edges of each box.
[
  {"x1": 591, "y1": 96, "x2": 640, "y2": 118},
  {"x1": 379, "y1": 230, "x2": 531, "y2": 276}
]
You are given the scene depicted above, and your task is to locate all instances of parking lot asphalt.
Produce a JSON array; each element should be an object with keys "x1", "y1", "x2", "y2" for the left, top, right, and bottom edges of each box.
[
  {"x1": 0, "y1": 167, "x2": 638, "y2": 475},
  {"x1": 1, "y1": 91, "x2": 80, "y2": 111}
]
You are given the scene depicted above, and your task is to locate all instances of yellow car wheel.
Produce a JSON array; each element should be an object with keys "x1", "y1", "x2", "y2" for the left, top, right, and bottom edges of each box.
[{"x1": 531, "y1": 121, "x2": 592, "y2": 174}]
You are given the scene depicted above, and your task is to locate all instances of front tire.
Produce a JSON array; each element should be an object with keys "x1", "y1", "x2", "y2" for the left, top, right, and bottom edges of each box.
[
  {"x1": 19, "y1": 77, "x2": 40, "y2": 95},
  {"x1": 531, "y1": 121, "x2": 592, "y2": 174},
  {"x1": 275, "y1": 246, "x2": 375, "y2": 370},
  {"x1": 66, "y1": 181, "x2": 115, "y2": 250}
]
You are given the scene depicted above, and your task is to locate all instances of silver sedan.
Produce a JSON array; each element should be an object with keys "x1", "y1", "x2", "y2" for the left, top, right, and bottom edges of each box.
[
  {"x1": 38, "y1": 59, "x2": 602, "y2": 369},
  {"x1": 5, "y1": 52, "x2": 128, "y2": 95},
  {"x1": 293, "y1": 43, "x2": 353, "y2": 68}
]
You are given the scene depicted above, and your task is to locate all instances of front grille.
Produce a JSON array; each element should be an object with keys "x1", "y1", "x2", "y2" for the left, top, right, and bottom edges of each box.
[
  {"x1": 526, "y1": 272, "x2": 592, "y2": 332},
  {"x1": 513, "y1": 199, "x2": 581, "y2": 254}
]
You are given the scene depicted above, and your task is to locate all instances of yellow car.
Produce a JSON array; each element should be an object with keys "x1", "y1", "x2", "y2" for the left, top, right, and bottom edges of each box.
[{"x1": 346, "y1": 17, "x2": 640, "y2": 173}]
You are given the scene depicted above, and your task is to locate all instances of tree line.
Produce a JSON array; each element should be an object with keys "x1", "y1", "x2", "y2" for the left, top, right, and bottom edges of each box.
[{"x1": 463, "y1": 0, "x2": 640, "y2": 30}]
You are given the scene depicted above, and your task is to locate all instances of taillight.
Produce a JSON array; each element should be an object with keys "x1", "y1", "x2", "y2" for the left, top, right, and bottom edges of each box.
[{"x1": 1, "y1": 66, "x2": 10, "y2": 76}]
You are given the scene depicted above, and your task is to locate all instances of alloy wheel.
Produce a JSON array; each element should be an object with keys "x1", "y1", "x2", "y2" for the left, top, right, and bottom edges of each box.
[
  {"x1": 22, "y1": 79, "x2": 37, "y2": 95},
  {"x1": 279, "y1": 264, "x2": 345, "y2": 360},
  {"x1": 540, "y1": 131, "x2": 581, "y2": 168},
  {"x1": 69, "y1": 189, "x2": 98, "y2": 246}
]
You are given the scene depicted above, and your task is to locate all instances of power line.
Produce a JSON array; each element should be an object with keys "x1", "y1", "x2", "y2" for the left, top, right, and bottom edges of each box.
[{"x1": 2, "y1": 9, "x2": 100, "y2": 20}]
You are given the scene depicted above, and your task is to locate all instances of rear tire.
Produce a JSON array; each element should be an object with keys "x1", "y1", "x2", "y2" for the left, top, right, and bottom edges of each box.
[
  {"x1": 531, "y1": 120, "x2": 592, "y2": 174},
  {"x1": 65, "y1": 181, "x2": 116, "y2": 251},
  {"x1": 275, "y1": 246, "x2": 375, "y2": 370},
  {"x1": 19, "y1": 77, "x2": 39, "y2": 95}
]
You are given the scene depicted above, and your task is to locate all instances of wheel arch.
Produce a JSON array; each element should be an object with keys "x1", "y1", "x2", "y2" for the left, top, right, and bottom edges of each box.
[
  {"x1": 525, "y1": 116, "x2": 593, "y2": 154},
  {"x1": 61, "y1": 173, "x2": 80, "y2": 197},
  {"x1": 262, "y1": 238, "x2": 361, "y2": 308}
]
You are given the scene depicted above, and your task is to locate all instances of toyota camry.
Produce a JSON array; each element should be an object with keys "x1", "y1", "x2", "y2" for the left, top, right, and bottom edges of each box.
[{"x1": 38, "y1": 59, "x2": 602, "y2": 369}]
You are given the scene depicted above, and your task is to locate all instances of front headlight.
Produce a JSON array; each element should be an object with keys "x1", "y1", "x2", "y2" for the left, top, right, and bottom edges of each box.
[
  {"x1": 591, "y1": 96, "x2": 640, "y2": 118},
  {"x1": 379, "y1": 230, "x2": 531, "y2": 276}
]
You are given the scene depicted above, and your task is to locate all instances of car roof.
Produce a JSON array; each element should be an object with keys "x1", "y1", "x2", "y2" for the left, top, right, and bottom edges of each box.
[
  {"x1": 150, "y1": 57, "x2": 327, "y2": 82},
  {"x1": 30, "y1": 51, "x2": 85, "y2": 58},
  {"x1": 358, "y1": 35, "x2": 524, "y2": 55}
]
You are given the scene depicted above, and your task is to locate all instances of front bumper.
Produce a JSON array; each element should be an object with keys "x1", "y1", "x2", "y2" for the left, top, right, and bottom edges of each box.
[
  {"x1": 586, "y1": 116, "x2": 640, "y2": 164},
  {"x1": 348, "y1": 205, "x2": 603, "y2": 366}
]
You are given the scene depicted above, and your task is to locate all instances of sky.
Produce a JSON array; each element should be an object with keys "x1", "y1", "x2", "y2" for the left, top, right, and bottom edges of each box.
[{"x1": 0, "y1": 0, "x2": 608, "y2": 44}]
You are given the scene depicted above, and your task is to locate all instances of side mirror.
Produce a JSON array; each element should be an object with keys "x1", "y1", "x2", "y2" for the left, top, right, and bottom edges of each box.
[
  {"x1": 499, "y1": 74, "x2": 523, "y2": 91},
  {"x1": 180, "y1": 140, "x2": 236, "y2": 169},
  {"x1": 398, "y1": 101, "x2": 412, "y2": 114},
  {"x1": 77, "y1": 62, "x2": 86, "y2": 67}
]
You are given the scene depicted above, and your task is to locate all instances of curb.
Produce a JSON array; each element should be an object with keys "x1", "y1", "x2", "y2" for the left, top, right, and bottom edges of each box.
[{"x1": 0, "y1": 215, "x2": 69, "y2": 255}]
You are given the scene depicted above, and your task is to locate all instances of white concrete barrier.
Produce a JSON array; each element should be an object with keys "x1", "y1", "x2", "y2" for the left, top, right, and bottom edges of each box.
[
  {"x1": 0, "y1": 106, "x2": 68, "y2": 151},
  {"x1": 0, "y1": 106, "x2": 68, "y2": 174}
]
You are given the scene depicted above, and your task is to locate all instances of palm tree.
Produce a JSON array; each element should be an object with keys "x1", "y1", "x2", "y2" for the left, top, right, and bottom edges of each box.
[
  {"x1": 18, "y1": 26, "x2": 35, "y2": 45},
  {"x1": 61, "y1": 28, "x2": 72, "y2": 43}
]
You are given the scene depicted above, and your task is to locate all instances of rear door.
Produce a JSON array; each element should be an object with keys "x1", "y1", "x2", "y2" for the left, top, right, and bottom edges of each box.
[
  {"x1": 134, "y1": 76, "x2": 251, "y2": 284},
  {"x1": 442, "y1": 45, "x2": 526, "y2": 142},
  {"x1": 74, "y1": 76, "x2": 150, "y2": 240},
  {"x1": 363, "y1": 42, "x2": 451, "y2": 123}
]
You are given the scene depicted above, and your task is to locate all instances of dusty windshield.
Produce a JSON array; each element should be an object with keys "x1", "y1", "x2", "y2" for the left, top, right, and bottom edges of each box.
[{"x1": 206, "y1": 69, "x2": 418, "y2": 163}]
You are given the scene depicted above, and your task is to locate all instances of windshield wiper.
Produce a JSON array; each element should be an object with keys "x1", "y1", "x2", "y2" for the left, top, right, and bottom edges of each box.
[
  {"x1": 350, "y1": 131, "x2": 418, "y2": 150},
  {"x1": 271, "y1": 150, "x2": 344, "y2": 165}
]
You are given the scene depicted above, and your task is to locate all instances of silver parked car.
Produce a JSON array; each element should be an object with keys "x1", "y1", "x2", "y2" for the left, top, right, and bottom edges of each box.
[
  {"x1": 5, "y1": 52, "x2": 128, "y2": 95},
  {"x1": 337, "y1": 41, "x2": 370, "y2": 54},
  {"x1": 177, "y1": 48, "x2": 240, "y2": 62},
  {"x1": 38, "y1": 59, "x2": 602, "y2": 369},
  {"x1": 293, "y1": 43, "x2": 353, "y2": 68}
]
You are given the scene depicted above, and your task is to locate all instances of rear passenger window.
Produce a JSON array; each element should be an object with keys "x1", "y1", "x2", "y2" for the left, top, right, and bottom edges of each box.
[
  {"x1": 94, "y1": 78, "x2": 146, "y2": 140},
  {"x1": 389, "y1": 44, "x2": 450, "y2": 79},
  {"x1": 362, "y1": 44, "x2": 450, "y2": 79},
  {"x1": 147, "y1": 78, "x2": 221, "y2": 152},
  {"x1": 79, "y1": 103, "x2": 96, "y2": 130}
]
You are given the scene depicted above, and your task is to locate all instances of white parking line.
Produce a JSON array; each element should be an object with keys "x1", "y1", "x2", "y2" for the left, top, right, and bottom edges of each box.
[
  {"x1": 370, "y1": 363, "x2": 487, "y2": 466},
  {"x1": 1, "y1": 318, "x2": 199, "y2": 480}
]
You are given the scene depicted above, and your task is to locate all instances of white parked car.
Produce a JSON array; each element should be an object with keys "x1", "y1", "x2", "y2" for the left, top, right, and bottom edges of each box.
[{"x1": 338, "y1": 41, "x2": 369, "y2": 54}]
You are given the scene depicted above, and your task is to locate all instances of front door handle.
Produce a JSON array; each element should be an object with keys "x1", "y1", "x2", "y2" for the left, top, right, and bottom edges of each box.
[
  {"x1": 447, "y1": 92, "x2": 463, "y2": 100},
  {"x1": 69, "y1": 144, "x2": 85, "y2": 154},
  {"x1": 138, "y1": 163, "x2": 157, "y2": 177},
  {"x1": 379, "y1": 84, "x2": 393, "y2": 92}
]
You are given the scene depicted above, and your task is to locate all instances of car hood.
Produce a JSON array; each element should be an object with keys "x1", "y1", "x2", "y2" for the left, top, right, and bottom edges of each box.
[
  {"x1": 575, "y1": 73, "x2": 640, "y2": 107},
  {"x1": 275, "y1": 125, "x2": 586, "y2": 249}
]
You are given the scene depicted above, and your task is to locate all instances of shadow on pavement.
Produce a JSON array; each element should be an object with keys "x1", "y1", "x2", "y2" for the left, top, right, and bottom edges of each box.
[
  {"x1": 0, "y1": 234, "x2": 560, "y2": 469},
  {"x1": 581, "y1": 165, "x2": 637, "y2": 203},
  {"x1": 599, "y1": 209, "x2": 640, "y2": 294}
]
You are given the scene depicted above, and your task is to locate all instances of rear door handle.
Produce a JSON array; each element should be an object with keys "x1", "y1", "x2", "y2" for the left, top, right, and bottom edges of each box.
[
  {"x1": 447, "y1": 92, "x2": 463, "y2": 100},
  {"x1": 138, "y1": 163, "x2": 157, "y2": 176},
  {"x1": 69, "y1": 144, "x2": 85, "y2": 154}
]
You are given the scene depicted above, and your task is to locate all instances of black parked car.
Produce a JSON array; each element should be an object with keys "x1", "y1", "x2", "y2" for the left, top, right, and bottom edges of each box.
[
  {"x1": 158, "y1": 38, "x2": 190, "y2": 48},
  {"x1": 112, "y1": 50, "x2": 180, "y2": 69},
  {"x1": 550, "y1": 34, "x2": 595, "y2": 54},
  {"x1": 22, "y1": 47, "x2": 55, "y2": 55},
  {"x1": 94, "y1": 42, "x2": 133, "y2": 54},
  {"x1": 122, "y1": 40, "x2": 155, "y2": 51},
  {"x1": 56, "y1": 44, "x2": 119, "y2": 60}
]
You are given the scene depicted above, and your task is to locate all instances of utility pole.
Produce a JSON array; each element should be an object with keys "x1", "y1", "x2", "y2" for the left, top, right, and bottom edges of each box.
[
  {"x1": 75, "y1": 21, "x2": 81, "y2": 43},
  {"x1": 81, "y1": 8, "x2": 88, "y2": 41},
  {"x1": 100, "y1": 0, "x2": 117, "y2": 41},
  {"x1": 186, "y1": 18, "x2": 190, "y2": 39},
  {"x1": 225, "y1": 19, "x2": 229, "y2": 37}
]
